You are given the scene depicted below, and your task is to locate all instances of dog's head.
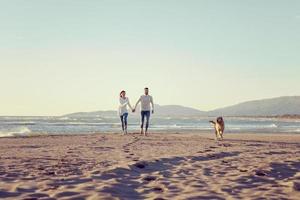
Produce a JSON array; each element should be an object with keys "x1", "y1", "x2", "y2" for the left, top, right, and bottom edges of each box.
[{"x1": 217, "y1": 117, "x2": 224, "y2": 124}]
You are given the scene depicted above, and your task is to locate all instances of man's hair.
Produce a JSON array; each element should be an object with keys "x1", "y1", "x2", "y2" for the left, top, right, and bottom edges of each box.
[{"x1": 144, "y1": 87, "x2": 149, "y2": 90}]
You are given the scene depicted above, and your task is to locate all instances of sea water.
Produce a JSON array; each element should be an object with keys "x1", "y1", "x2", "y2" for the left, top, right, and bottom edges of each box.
[{"x1": 0, "y1": 116, "x2": 300, "y2": 137}]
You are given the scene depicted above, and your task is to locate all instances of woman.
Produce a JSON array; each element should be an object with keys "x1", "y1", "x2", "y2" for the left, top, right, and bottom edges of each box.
[{"x1": 118, "y1": 90, "x2": 133, "y2": 135}]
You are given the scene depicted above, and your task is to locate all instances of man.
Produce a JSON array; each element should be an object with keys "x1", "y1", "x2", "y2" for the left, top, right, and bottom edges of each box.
[{"x1": 133, "y1": 87, "x2": 154, "y2": 136}]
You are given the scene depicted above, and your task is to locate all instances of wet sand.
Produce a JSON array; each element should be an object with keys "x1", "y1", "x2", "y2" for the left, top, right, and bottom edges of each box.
[{"x1": 0, "y1": 132, "x2": 299, "y2": 200}]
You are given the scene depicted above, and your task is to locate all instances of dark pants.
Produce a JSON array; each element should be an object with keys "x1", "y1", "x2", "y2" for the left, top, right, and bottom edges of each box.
[
  {"x1": 141, "y1": 111, "x2": 151, "y2": 131},
  {"x1": 120, "y1": 113, "x2": 128, "y2": 131}
]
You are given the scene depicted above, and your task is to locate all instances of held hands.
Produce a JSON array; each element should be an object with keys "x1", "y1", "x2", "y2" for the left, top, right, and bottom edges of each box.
[
  {"x1": 132, "y1": 109, "x2": 136, "y2": 113},
  {"x1": 152, "y1": 110, "x2": 154, "y2": 114}
]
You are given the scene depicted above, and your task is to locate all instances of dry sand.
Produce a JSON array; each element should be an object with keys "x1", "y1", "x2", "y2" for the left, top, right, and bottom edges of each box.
[{"x1": 0, "y1": 132, "x2": 299, "y2": 200}]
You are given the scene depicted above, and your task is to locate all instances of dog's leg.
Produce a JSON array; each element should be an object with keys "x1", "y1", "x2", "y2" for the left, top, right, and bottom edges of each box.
[
  {"x1": 215, "y1": 130, "x2": 218, "y2": 141},
  {"x1": 218, "y1": 131, "x2": 222, "y2": 140}
]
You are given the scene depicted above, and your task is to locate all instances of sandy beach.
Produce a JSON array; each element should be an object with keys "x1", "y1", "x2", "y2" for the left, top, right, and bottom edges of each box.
[{"x1": 0, "y1": 132, "x2": 299, "y2": 200}]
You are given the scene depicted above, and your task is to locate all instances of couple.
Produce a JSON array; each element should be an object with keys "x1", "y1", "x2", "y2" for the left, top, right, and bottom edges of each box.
[{"x1": 118, "y1": 87, "x2": 154, "y2": 136}]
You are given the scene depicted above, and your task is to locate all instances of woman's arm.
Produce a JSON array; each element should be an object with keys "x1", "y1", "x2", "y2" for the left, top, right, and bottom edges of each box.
[{"x1": 127, "y1": 98, "x2": 133, "y2": 110}]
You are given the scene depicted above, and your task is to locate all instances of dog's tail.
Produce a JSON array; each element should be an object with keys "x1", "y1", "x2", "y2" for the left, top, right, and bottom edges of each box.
[{"x1": 209, "y1": 121, "x2": 216, "y2": 125}]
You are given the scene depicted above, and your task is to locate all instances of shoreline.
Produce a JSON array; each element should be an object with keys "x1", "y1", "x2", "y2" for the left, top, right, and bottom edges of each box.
[{"x1": 1, "y1": 131, "x2": 300, "y2": 142}]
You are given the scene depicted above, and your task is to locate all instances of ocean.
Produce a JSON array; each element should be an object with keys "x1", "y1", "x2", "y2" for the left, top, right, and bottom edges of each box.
[{"x1": 0, "y1": 116, "x2": 300, "y2": 137}]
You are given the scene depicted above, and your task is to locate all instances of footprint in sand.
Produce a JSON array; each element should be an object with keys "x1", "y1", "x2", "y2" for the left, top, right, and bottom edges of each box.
[
  {"x1": 152, "y1": 187, "x2": 164, "y2": 192},
  {"x1": 255, "y1": 170, "x2": 266, "y2": 176},
  {"x1": 219, "y1": 143, "x2": 232, "y2": 147},
  {"x1": 24, "y1": 193, "x2": 50, "y2": 199},
  {"x1": 293, "y1": 181, "x2": 300, "y2": 191},
  {"x1": 54, "y1": 191, "x2": 79, "y2": 198},
  {"x1": 135, "y1": 162, "x2": 146, "y2": 169},
  {"x1": 143, "y1": 176, "x2": 157, "y2": 182}
]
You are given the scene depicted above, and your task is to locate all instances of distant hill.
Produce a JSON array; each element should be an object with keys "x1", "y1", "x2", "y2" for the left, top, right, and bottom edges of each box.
[
  {"x1": 64, "y1": 104, "x2": 205, "y2": 118},
  {"x1": 64, "y1": 96, "x2": 300, "y2": 118},
  {"x1": 64, "y1": 110, "x2": 117, "y2": 118},
  {"x1": 154, "y1": 104, "x2": 205, "y2": 116},
  {"x1": 208, "y1": 96, "x2": 300, "y2": 116}
]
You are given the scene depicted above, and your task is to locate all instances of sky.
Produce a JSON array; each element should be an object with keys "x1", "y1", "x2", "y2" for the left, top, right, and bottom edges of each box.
[{"x1": 0, "y1": 0, "x2": 299, "y2": 116}]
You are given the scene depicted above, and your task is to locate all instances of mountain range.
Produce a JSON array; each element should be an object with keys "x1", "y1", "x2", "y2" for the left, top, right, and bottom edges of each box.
[{"x1": 64, "y1": 96, "x2": 300, "y2": 117}]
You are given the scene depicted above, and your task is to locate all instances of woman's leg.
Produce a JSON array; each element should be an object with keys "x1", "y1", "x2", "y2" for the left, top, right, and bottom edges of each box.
[
  {"x1": 120, "y1": 115, "x2": 125, "y2": 131},
  {"x1": 124, "y1": 113, "x2": 128, "y2": 133}
]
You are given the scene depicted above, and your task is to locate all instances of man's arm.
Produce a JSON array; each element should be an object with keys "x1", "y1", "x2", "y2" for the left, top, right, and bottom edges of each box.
[
  {"x1": 150, "y1": 96, "x2": 154, "y2": 114},
  {"x1": 134, "y1": 97, "x2": 141, "y2": 111}
]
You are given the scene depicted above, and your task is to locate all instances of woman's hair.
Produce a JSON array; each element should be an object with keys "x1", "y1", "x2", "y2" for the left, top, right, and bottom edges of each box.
[{"x1": 120, "y1": 90, "x2": 125, "y2": 97}]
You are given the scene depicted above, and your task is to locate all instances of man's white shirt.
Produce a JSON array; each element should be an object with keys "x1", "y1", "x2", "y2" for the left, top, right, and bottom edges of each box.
[{"x1": 136, "y1": 95, "x2": 154, "y2": 111}]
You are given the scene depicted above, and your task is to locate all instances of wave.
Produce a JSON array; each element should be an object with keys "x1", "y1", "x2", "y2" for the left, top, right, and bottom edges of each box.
[
  {"x1": 56, "y1": 117, "x2": 80, "y2": 121},
  {"x1": 57, "y1": 117, "x2": 70, "y2": 120},
  {"x1": 289, "y1": 128, "x2": 300, "y2": 133},
  {"x1": 267, "y1": 123, "x2": 278, "y2": 128},
  {"x1": 0, "y1": 127, "x2": 33, "y2": 137},
  {"x1": 227, "y1": 123, "x2": 278, "y2": 129},
  {"x1": 152, "y1": 124, "x2": 213, "y2": 130},
  {"x1": 152, "y1": 124, "x2": 182, "y2": 129},
  {"x1": 1, "y1": 121, "x2": 36, "y2": 125},
  {"x1": 45, "y1": 122, "x2": 117, "y2": 126}
]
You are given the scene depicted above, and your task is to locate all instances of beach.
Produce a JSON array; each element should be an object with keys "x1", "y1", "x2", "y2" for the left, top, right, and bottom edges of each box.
[{"x1": 0, "y1": 132, "x2": 299, "y2": 200}]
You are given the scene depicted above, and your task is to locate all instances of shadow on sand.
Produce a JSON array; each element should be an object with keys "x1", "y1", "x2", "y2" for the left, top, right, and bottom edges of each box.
[{"x1": 94, "y1": 151, "x2": 240, "y2": 199}]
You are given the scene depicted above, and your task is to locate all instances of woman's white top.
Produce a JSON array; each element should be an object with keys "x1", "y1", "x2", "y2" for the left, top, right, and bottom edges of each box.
[{"x1": 118, "y1": 97, "x2": 133, "y2": 116}]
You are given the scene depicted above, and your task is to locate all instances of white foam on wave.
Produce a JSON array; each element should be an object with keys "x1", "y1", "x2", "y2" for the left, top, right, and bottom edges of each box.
[
  {"x1": 57, "y1": 117, "x2": 79, "y2": 121},
  {"x1": 228, "y1": 123, "x2": 278, "y2": 129},
  {"x1": 2, "y1": 121, "x2": 36, "y2": 125},
  {"x1": 57, "y1": 117, "x2": 71, "y2": 120},
  {"x1": 267, "y1": 123, "x2": 278, "y2": 128},
  {"x1": 151, "y1": 125, "x2": 181, "y2": 130},
  {"x1": 0, "y1": 127, "x2": 32, "y2": 137}
]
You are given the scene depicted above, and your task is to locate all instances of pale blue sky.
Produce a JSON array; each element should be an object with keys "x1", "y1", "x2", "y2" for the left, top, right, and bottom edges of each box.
[{"x1": 0, "y1": 0, "x2": 299, "y2": 115}]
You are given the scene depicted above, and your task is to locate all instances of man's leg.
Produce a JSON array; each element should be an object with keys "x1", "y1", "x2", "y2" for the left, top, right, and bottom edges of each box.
[
  {"x1": 140, "y1": 111, "x2": 145, "y2": 135},
  {"x1": 145, "y1": 111, "x2": 150, "y2": 136}
]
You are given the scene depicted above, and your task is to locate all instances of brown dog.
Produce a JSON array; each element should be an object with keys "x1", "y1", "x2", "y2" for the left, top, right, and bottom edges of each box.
[{"x1": 209, "y1": 117, "x2": 225, "y2": 140}]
